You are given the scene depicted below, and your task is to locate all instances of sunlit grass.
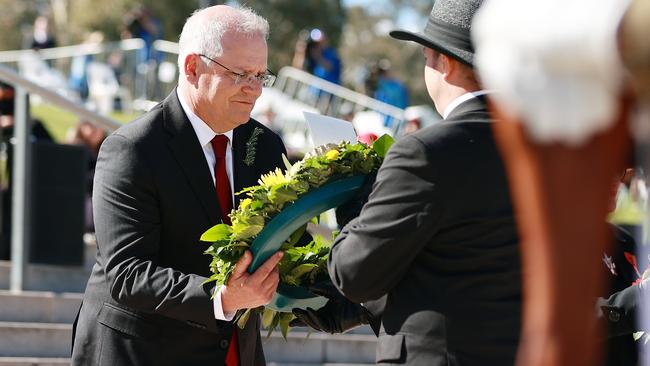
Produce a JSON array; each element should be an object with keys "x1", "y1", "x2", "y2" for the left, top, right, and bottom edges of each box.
[{"x1": 31, "y1": 103, "x2": 141, "y2": 142}]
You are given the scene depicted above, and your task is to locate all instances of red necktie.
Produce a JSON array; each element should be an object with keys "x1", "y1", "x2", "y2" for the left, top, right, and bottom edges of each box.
[
  {"x1": 210, "y1": 135, "x2": 239, "y2": 366},
  {"x1": 210, "y1": 135, "x2": 233, "y2": 225}
]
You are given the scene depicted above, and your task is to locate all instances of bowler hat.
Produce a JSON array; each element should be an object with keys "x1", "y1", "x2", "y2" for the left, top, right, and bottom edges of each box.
[{"x1": 390, "y1": 0, "x2": 483, "y2": 67}]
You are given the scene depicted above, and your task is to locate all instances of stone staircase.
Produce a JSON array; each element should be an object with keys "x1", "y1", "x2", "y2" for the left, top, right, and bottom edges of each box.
[{"x1": 0, "y1": 241, "x2": 377, "y2": 365}]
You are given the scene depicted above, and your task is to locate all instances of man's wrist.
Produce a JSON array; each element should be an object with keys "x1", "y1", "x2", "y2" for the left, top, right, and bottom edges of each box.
[{"x1": 213, "y1": 287, "x2": 236, "y2": 321}]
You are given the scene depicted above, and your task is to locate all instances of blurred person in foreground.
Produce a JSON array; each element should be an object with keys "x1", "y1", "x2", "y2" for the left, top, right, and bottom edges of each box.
[
  {"x1": 472, "y1": 0, "x2": 638, "y2": 364},
  {"x1": 294, "y1": 1, "x2": 522, "y2": 364},
  {"x1": 71, "y1": 5, "x2": 286, "y2": 366}
]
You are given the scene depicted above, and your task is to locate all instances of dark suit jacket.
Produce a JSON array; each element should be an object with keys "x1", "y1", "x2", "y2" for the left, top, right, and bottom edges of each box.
[
  {"x1": 328, "y1": 96, "x2": 521, "y2": 365},
  {"x1": 71, "y1": 90, "x2": 286, "y2": 366},
  {"x1": 598, "y1": 225, "x2": 644, "y2": 365}
]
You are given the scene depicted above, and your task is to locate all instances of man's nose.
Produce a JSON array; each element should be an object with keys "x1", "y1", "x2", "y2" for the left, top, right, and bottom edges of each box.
[{"x1": 241, "y1": 82, "x2": 263, "y2": 95}]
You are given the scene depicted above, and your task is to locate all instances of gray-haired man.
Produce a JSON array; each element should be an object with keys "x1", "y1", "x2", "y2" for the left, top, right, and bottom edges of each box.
[{"x1": 72, "y1": 5, "x2": 285, "y2": 365}]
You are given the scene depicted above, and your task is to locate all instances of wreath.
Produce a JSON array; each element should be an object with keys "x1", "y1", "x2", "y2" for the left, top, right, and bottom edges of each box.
[{"x1": 200, "y1": 135, "x2": 394, "y2": 337}]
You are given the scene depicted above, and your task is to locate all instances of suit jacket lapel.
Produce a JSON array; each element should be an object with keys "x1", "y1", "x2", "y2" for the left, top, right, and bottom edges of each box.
[
  {"x1": 163, "y1": 90, "x2": 220, "y2": 224},
  {"x1": 232, "y1": 123, "x2": 258, "y2": 208}
]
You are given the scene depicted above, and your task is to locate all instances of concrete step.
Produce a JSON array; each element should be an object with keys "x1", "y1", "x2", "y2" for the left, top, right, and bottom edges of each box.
[
  {"x1": 0, "y1": 322, "x2": 71, "y2": 358},
  {"x1": 0, "y1": 235, "x2": 97, "y2": 292},
  {"x1": 0, "y1": 320, "x2": 375, "y2": 363},
  {"x1": 0, "y1": 262, "x2": 90, "y2": 293},
  {"x1": 0, "y1": 358, "x2": 70, "y2": 366},
  {"x1": 0, "y1": 290, "x2": 82, "y2": 323}
]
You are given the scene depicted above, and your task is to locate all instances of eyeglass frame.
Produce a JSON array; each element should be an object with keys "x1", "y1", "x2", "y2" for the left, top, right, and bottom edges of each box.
[{"x1": 198, "y1": 54, "x2": 276, "y2": 88}]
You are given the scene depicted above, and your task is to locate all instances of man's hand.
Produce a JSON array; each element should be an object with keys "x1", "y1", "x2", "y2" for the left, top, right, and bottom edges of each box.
[
  {"x1": 221, "y1": 250, "x2": 283, "y2": 313},
  {"x1": 290, "y1": 281, "x2": 370, "y2": 334}
]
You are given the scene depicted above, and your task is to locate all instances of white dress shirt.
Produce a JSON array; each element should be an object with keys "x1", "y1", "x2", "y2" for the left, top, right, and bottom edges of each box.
[
  {"x1": 177, "y1": 90, "x2": 236, "y2": 321},
  {"x1": 442, "y1": 90, "x2": 491, "y2": 119}
]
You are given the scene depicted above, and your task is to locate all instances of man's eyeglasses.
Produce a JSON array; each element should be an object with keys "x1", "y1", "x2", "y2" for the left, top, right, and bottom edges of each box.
[{"x1": 198, "y1": 54, "x2": 276, "y2": 88}]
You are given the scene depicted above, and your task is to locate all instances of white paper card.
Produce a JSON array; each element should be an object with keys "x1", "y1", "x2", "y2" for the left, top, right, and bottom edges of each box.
[{"x1": 304, "y1": 111, "x2": 357, "y2": 147}]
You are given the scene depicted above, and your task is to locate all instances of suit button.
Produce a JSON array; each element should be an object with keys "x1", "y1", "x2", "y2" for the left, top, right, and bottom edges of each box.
[
  {"x1": 220, "y1": 339, "x2": 230, "y2": 349},
  {"x1": 608, "y1": 310, "x2": 621, "y2": 323}
]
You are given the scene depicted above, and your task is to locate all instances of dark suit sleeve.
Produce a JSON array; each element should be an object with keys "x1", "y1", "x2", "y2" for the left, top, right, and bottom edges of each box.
[
  {"x1": 597, "y1": 280, "x2": 648, "y2": 337},
  {"x1": 93, "y1": 133, "x2": 220, "y2": 332},
  {"x1": 328, "y1": 134, "x2": 442, "y2": 302}
]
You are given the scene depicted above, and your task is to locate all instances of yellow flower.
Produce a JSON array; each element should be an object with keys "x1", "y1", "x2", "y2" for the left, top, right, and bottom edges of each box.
[
  {"x1": 240, "y1": 198, "x2": 252, "y2": 209},
  {"x1": 258, "y1": 168, "x2": 291, "y2": 187},
  {"x1": 325, "y1": 149, "x2": 340, "y2": 161}
]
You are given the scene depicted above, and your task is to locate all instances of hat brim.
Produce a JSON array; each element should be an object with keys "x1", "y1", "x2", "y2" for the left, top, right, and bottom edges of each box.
[{"x1": 390, "y1": 29, "x2": 473, "y2": 67}]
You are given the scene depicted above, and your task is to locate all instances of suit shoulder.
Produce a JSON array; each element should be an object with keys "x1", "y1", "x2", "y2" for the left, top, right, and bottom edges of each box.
[{"x1": 410, "y1": 114, "x2": 493, "y2": 145}]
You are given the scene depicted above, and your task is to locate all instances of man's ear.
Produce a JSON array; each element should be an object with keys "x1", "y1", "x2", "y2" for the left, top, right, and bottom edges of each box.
[
  {"x1": 183, "y1": 54, "x2": 199, "y2": 83},
  {"x1": 440, "y1": 53, "x2": 456, "y2": 82}
]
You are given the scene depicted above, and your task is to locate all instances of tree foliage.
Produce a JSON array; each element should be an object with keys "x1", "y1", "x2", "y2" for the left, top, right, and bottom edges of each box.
[
  {"x1": 240, "y1": 0, "x2": 345, "y2": 73},
  {"x1": 0, "y1": 1, "x2": 39, "y2": 50},
  {"x1": 339, "y1": 5, "x2": 430, "y2": 104},
  {"x1": 66, "y1": 0, "x2": 197, "y2": 43}
]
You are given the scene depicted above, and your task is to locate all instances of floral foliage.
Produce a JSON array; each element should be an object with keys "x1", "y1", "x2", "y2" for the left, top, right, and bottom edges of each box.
[{"x1": 200, "y1": 135, "x2": 394, "y2": 335}]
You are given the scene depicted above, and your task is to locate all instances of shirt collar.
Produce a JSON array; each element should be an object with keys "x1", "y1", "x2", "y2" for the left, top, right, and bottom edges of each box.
[
  {"x1": 176, "y1": 89, "x2": 233, "y2": 146},
  {"x1": 442, "y1": 90, "x2": 491, "y2": 119}
]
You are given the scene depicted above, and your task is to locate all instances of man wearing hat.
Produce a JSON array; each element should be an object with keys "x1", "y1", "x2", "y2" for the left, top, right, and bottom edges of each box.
[{"x1": 293, "y1": 0, "x2": 522, "y2": 364}]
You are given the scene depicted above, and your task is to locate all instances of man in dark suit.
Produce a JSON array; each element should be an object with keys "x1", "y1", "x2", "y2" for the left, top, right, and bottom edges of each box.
[
  {"x1": 299, "y1": 1, "x2": 522, "y2": 364},
  {"x1": 71, "y1": 5, "x2": 285, "y2": 365}
]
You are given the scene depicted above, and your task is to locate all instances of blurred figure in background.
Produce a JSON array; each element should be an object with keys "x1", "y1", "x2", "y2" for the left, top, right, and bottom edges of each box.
[
  {"x1": 0, "y1": 82, "x2": 53, "y2": 141},
  {"x1": 121, "y1": 5, "x2": 161, "y2": 66},
  {"x1": 66, "y1": 121, "x2": 107, "y2": 233},
  {"x1": 68, "y1": 32, "x2": 105, "y2": 102},
  {"x1": 365, "y1": 59, "x2": 409, "y2": 127},
  {"x1": 30, "y1": 15, "x2": 56, "y2": 50},
  {"x1": 293, "y1": 28, "x2": 341, "y2": 85}
]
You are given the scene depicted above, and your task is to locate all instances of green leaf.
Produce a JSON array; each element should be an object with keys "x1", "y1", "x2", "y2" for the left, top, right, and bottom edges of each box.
[
  {"x1": 236, "y1": 308, "x2": 252, "y2": 329},
  {"x1": 266, "y1": 312, "x2": 281, "y2": 338},
  {"x1": 200, "y1": 224, "x2": 232, "y2": 242},
  {"x1": 289, "y1": 263, "x2": 318, "y2": 280},
  {"x1": 282, "y1": 153, "x2": 293, "y2": 171},
  {"x1": 268, "y1": 184, "x2": 298, "y2": 205},
  {"x1": 371, "y1": 134, "x2": 395, "y2": 158},
  {"x1": 262, "y1": 308, "x2": 277, "y2": 328},
  {"x1": 279, "y1": 312, "x2": 294, "y2": 340},
  {"x1": 232, "y1": 215, "x2": 264, "y2": 240},
  {"x1": 282, "y1": 275, "x2": 298, "y2": 286}
]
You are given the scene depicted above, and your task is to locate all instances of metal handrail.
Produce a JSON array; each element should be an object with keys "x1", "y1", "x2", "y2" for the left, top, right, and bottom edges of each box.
[
  {"x1": 0, "y1": 38, "x2": 145, "y2": 63},
  {"x1": 275, "y1": 66, "x2": 405, "y2": 120},
  {"x1": 152, "y1": 39, "x2": 179, "y2": 55},
  {"x1": 0, "y1": 64, "x2": 121, "y2": 132}
]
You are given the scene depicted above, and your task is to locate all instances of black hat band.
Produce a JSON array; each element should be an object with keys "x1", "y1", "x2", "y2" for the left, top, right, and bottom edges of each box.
[{"x1": 425, "y1": 18, "x2": 473, "y2": 54}]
